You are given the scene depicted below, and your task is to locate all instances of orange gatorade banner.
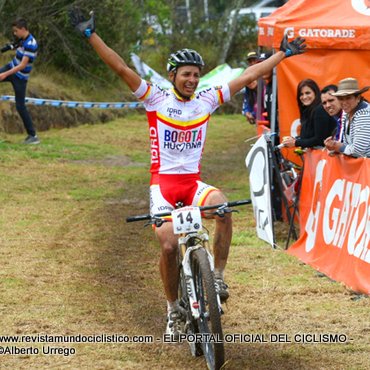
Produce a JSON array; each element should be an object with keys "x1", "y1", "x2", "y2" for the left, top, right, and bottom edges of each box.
[{"x1": 288, "y1": 150, "x2": 370, "y2": 295}]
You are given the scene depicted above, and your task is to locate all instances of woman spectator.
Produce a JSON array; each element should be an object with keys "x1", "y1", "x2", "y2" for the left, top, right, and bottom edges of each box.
[
  {"x1": 324, "y1": 78, "x2": 370, "y2": 157},
  {"x1": 283, "y1": 79, "x2": 337, "y2": 148}
]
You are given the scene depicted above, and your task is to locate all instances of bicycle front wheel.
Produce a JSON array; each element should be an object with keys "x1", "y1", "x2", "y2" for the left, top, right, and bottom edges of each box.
[{"x1": 192, "y1": 247, "x2": 224, "y2": 370}]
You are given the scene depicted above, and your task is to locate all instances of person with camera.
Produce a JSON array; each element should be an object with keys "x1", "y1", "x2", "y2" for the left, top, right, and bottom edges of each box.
[{"x1": 0, "y1": 18, "x2": 39, "y2": 144}]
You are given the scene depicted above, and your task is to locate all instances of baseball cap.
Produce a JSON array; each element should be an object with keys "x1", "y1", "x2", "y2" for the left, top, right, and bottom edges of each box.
[
  {"x1": 247, "y1": 51, "x2": 258, "y2": 60},
  {"x1": 257, "y1": 51, "x2": 273, "y2": 62}
]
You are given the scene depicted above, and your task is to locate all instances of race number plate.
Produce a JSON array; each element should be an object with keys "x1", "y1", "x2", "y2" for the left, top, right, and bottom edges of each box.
[{"x1": 171, "y1": 206, "x2": 202, "y2": 234}]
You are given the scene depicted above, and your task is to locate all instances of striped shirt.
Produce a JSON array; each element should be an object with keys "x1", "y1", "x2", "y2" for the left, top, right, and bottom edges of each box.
[
  {"x1": 9, "y1": 33, "x2": 38, "y2": 80},
  {"x1": 341, "y1": 101, "x2": 370, "y2": 157}
]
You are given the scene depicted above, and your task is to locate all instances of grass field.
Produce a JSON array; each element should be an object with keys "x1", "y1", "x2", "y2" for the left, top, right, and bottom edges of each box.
[{"x1": 0, "y1": 114, "x2": 369, "y2": 369}]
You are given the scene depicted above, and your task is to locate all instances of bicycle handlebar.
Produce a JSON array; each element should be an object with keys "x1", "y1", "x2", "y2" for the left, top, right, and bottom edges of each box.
[{"x1": 126, "y1": 199, "x2": 251, "y2": 223}]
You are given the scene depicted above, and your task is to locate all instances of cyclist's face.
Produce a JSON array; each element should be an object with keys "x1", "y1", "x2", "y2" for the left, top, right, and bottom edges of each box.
[
  {"x1": 172, "y1": 66, "x2": 201, "y2": 97},
  {"x1": 299, "y1": 86, "x2": 315, "y2": 107},
  {"x1": 321, "y1": 91, "x2": 341, "y2": 116}
]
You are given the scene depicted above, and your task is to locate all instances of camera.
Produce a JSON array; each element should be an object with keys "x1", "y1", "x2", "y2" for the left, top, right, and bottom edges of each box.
[{"x1": 1, "y1": 41, "x2": 19, "y2": 53}]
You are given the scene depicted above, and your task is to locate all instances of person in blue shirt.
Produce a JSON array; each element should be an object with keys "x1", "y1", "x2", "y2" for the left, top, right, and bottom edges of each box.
[
  {"x1": 241, "y1": 51, "x2": 258, "y2": 124},
  {"x1": 0, "y1": 18, "x2": 39, "y2": 144},
  {"x1": 242, "y1": 79, "x2": 258, "y2": 124}
]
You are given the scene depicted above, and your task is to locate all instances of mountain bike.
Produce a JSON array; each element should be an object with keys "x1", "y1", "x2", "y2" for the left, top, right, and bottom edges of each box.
[{"x1": 126, "y1": 199, "x2": 251, "y2": 370}]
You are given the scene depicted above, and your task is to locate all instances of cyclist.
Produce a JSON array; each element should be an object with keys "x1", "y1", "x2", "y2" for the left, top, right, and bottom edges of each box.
[{"x1": 69, "y1": 8, "x2": 306, "y2": 339}]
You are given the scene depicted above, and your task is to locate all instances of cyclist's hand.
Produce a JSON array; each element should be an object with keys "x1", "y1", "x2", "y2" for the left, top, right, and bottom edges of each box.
[
  {"x1": 69, "y1": 7, "x2": 95, "y2": 38},
  {"x1": 280, "y1": 34, "x2": 306, "y2": 58},
  {"x1": 282, "y1": 136, "x2": 296, "y2": 148}
]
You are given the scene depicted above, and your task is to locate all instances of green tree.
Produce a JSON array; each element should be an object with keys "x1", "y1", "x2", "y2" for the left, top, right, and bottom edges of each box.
[{"x1": 0, "y1": 0, "x2": 258, "y2": 86}]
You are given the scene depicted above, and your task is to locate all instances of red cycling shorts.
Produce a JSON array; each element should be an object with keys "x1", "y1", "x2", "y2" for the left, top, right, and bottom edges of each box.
[{"x1": 149, "y1": 173, "x2": 218, "y2": 215}]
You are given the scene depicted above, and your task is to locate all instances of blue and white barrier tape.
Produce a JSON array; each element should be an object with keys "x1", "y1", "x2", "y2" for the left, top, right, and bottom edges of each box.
[{"x1": 0, "y1": 95, "x2": 143, "y2": 109}]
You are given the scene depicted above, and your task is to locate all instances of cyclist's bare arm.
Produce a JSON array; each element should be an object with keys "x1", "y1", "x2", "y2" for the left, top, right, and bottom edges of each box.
[
  {"x1": 228, "y1": 51, "x2": 285, "y2": 97},
  {"x1": 89, "y1": 33, "x2": 141, "y2": 92}
]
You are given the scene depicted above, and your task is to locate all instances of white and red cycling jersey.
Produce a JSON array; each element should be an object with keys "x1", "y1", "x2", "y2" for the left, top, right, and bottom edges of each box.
[
  {"x1": 134, "y1": 79, "x2": 231, "y2": 177},
  {"x1": 133, "y1": 79, "x2": 231, "y2": 214}
]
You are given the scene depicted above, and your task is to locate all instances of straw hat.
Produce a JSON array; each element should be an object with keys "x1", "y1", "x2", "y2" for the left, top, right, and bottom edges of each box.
[{"x1": 331, "y1": 78, "x2": 370, "y2": 97}]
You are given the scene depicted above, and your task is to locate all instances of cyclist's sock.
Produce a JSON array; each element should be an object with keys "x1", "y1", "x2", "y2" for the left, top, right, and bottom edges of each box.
[
  {"x1": 167, "y1": 299, "x2": 180, "y2": 313},
  {"x1": 214, "y1": 268, "x2": 224, "y2": 281}
]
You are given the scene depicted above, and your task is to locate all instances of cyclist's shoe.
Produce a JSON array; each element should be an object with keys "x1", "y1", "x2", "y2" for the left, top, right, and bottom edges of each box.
[
  {"x1": 215, "y1": 278, "x2": 229, "y2": 303},
  {"x1": 166, "y1": 306, "x2": 187, "y2": 341}
]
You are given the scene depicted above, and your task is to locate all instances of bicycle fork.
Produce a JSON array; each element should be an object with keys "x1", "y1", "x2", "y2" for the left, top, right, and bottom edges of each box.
[{"x1": 179, "y1": 233, "x2": 222, "y2": 321}]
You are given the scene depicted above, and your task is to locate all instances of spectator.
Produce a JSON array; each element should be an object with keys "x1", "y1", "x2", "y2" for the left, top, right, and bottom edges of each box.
[
  {"x1": 0, "y1": 18, "x2": 39, "y2": 144},
  {"x1": 242, "y1": 79, "x2": 258, "y2": 124},
  {"x1": 283, "y1": 79, "x2": 336, "y2": 148},
  {"x1": 258, "y1": 52, "x2": 275, "y2": 126},
  {"x1": 241, "y1": 51, "x2": 259, "y2": 124},
  {"x1": 246, "y1": 51, "x2": 259, "y2": 66},
  {"x1": 242, "y1": 51, "x2": 272, "y2": 125},
  {"x1": 324, "y1": 78, "x2": 370, "y2": 157},
  {"x1": 321, "y1": 85, "x2": 343, "y2": 141}
]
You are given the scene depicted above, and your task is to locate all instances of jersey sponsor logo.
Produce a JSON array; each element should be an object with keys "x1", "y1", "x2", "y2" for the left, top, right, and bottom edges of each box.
[
  {"x1": 167, "y1": 107, "x2": 182, "y2": 116},
  {"x1": 150, "y1": 126, "x2": 159, "y2": 164},
  {"x1": 195, "y1": 183, "x2": 212, "y2": 197},
  {"x1": 163, "y1": 128, "x2": 203, "y2": 152},
  {"x1": 157, "y1": 205, "x2": 173, "y2": 212},
  {"x1": 197, "y1": 88, "x2": 212, "y2": 96}
]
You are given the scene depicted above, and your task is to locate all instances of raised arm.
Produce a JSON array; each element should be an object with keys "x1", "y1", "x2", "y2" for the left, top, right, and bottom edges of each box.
[
  {"x1": 228, "y1": 35, "x2": 306, "y2": 97},
  {"x1": 69, "y1": 7, "x2": 141, "y2": 92},
  {"x1": 88, "y1": 33, "x2": 141, "y2": 92},
  {"x1": 228, "y1": 52, "x2": 284, "y2": 96}
]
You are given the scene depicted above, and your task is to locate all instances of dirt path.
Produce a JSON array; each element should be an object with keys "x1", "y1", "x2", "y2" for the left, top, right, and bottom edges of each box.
[{"x1": 0, "y1": 116, "x2": 368, "y2": 369}]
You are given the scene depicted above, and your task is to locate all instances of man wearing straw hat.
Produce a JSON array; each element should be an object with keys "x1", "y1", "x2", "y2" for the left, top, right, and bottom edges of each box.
[{"x1": 324, "y1": 77, "x2": 370, "y2": 157}]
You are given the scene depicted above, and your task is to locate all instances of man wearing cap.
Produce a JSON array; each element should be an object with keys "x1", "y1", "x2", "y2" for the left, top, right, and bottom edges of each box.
[
  {"x1": 247, "y1": 51, "x2": 258, "y2": 66},
  {"x1": 242, "y1": 79, "x2": 258, "y2": 124},
  {"x1": 258, "y1": 52, "x2": 275, "y2": 125},
  {"x1": 242, "y1": 51, "x2": 260, "y2": 124},
  {"x1": 324, "y1": 77, "x2": 370, "y2": 157}
]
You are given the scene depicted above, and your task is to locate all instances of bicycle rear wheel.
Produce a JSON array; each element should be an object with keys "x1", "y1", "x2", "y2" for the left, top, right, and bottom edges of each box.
[{"x1": 192, "y1": 247, "x2": 224, "y2": 370}]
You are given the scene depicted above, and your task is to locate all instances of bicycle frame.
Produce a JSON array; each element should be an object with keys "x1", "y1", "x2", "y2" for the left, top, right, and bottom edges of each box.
[{"x1": 126, "y1": 199, "x2": 251, "y2": 370}]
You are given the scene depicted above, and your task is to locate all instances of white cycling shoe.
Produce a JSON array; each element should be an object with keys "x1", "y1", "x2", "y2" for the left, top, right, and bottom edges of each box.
[{"x1": 166, "y1": 306, "x2": 187, "y2": 341}]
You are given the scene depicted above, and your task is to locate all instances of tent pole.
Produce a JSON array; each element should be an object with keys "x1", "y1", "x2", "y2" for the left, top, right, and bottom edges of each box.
[{"x1": 270, "y1": 65, "x2": 278, "y2": 146}]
